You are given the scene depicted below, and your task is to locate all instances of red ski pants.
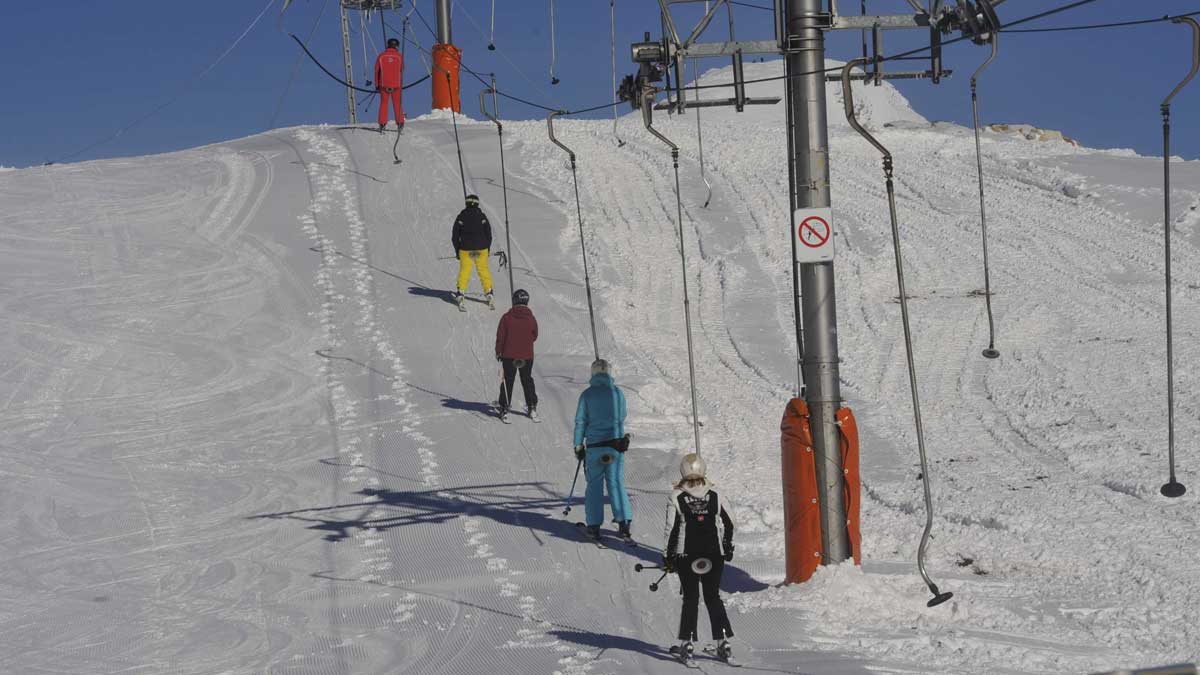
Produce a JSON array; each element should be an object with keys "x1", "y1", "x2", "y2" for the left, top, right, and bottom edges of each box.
[{"x1": 378, "y1": 88, "x2": 405, "y2": 126}]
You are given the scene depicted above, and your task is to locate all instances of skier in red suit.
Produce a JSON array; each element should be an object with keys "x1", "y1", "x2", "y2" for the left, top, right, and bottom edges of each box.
[{"x1": 375, "y1": 38, "x2": 405, "y2": 131}]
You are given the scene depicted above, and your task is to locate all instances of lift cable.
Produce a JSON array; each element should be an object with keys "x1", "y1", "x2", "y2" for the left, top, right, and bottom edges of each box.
[
  {"x1": 639, "y1": 88, "x2": 704, "y2": 457},
  {"x1": 488, "y1": 0, "x2": 497, "y2": 50},
  {"x1": 269, "y1": 0, "x2": 332, "y2": 129},
  {"x1": 841, "y1": 56, "x2": 952, "y2": 609},
  {"x1": 452, "y1": 4, "x2": 559, "y2": 101},
  {"x1": 1159, "y1": 16, "x2": 1199, "y2": 499},
  {"x1": 290, "y1": 34, "x2": 429, "y2": 94},
  {"x1": 1005, "y1": 10, "x2": 1200, "y2": 33},
  {"x1": 547, "y1": 111, "x2": 602, "y2": 361},
  {"x1": 550, "y1": 0, "x2": 561, "y2": 85},
  {"x1": 970, "y1": 31, "x2": 1001, "y2": 360},
  {"x1": 692, "y1": 59, "x2": 713, "y2": 209},
  {"x1": 610, "y1": 0, "x2": 627, "y2": 147},
  {"x1": 479, "y1": 79, "x2": 517, "y2": 299},
  {"x1": 50, "y1": 0, "x2": 278, "y2": 165},
  {"x1": 783, "y1": 44, "x2": 805, "y2": 396},
  {"x1": 446, "y1": 71, "x2": 468, "y2": 201}
]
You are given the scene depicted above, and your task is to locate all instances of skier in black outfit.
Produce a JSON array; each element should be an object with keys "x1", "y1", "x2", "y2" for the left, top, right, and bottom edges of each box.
[
  {"x1": 451, "y1": 194, "x2": 494, "y2": 309},
  {"x1": 663, "y1": 453, "x2": 735, "y2": 664}
]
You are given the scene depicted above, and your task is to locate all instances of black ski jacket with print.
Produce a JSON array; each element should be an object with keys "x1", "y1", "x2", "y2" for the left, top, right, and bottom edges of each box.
[{"x1": 665, "y1": 485, "x2": 734, "y2": 559}]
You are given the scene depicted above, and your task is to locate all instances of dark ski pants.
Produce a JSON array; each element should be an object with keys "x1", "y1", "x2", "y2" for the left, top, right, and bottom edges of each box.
[
  {"x1": 677, "y1": 558, "x2": 733, "y2": 641},
  {"x1": 498, "y1": 357, "x2": 537, "y2": 412}
]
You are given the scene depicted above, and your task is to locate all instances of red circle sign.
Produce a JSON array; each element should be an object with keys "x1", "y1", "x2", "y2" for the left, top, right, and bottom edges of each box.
[{"x1": 798, "y1": 216, "x2": 831, "y2": 248}]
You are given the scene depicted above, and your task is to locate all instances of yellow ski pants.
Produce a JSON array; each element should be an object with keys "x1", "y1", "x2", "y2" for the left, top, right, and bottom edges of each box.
[{"x1": 456, "y1": 249, "x2": 493, "y2": 294}]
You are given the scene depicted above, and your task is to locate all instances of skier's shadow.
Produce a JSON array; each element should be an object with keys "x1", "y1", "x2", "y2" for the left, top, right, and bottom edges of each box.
[
  {"x1": 408, "y1": 286, "x2": 489, "y2": 306},
  {"x1": 250, "y1": 480, "x2": 768, "y2": 592},
  {"x1": 252, "y1": 481, "x2": 588, "y2": 547},
  {"x1": 407, "y1": 286, "x2": 458, "y2": 306},
  {"x1": 546, "y1": 630, "x2": 677, "y2": 664}
]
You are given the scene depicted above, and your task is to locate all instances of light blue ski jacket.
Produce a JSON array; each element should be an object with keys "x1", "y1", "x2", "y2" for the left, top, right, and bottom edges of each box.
[{"x1": 573, "y1": 373, "x2": 627, "y2": 447}]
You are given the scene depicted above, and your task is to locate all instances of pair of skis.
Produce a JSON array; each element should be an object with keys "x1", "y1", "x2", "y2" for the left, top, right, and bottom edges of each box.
[
  {"x1": 573, "y1": 521, "x2": 634, "y2": 549},
  {"x1": 456, "y1": 293, "x2": 495, "y2": 312},
  {"x1": 494, "y1": 406, "x2": 539, "y2": 425},
  {"x1": 668, "y1": 643, "x2": 740, "y2": 668}
]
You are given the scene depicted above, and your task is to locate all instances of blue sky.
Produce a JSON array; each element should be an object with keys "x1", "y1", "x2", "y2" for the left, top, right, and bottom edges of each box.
[{"x1": 1, "y1": 1, "x2": 1198, "y2": 167}]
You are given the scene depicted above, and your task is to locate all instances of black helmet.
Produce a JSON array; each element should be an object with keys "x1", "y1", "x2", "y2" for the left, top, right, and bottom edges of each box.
[
  {"x1": 386, "y1": 37, "x2": 400, "y2": 49},
  {"x1": 465, "y1": 194, "x2": 480, "y2": 207},
  {"x1": 512, "y1": 289, "x2": 530, "y2": 306}
]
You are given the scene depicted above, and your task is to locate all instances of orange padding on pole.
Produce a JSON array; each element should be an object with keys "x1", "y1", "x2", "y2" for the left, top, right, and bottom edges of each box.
[
  {"x1": 431, "y1": 44, "x2": 461, "y2": 112},
  {"x1": 780, "y1": 399, "x2": 863, "y2": 584},
  {"x1": 837, "y1": 407, "x2": 862, "y2": 565},
  {"x1": 781, "y1": 398, "x2": 822, "y2": 584}
]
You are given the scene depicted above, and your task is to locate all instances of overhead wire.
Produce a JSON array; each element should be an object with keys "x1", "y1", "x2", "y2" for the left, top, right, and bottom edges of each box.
[
  {"x1": 298, "y1": 0, "x2": 1130, "y2": 124},
  {"x1": 1005, "y1": 10, "x2": 1200, "y2": 33},
  {"x1": 270, "y1": 0, "x2": 332, "y2": 128},
  {"x1": 51, "y1": 0, "x2": 278, "y2": 164}
]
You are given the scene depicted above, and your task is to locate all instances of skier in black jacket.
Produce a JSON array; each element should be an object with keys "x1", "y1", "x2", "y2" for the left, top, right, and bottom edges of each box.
[
  {"x1": 451, "y1": 194, "x2": 494, "y2": 309},
  {"x1": 663, "y1": 453, "x2": 735, "y2": 664}
]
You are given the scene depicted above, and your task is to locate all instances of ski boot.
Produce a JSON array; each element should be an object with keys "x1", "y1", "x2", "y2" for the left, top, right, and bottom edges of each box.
[
  {"x1": 528, "y1": 406, "x2": 540, "y2": 422},
  {"x1": 715, "y1": 639, "x2": 732, "y2": 662},
  {"x1": 486, "y1": 291, "x2": 495, "y2": 310},
  {"x1": 669, "y1": 641, "x2": 694, "y2": 666},
  {"x1": 454, "y1": 292, "x2": 466, "y2": 312},
  {"x1": 498, "y1": 408, "x2": 511, "y2": 424},
  {"x1": 378, "y1": 123, "x2": 386, "y2": 133},
  {"x1": 618, "y1": 520, "x2": 632, "y2": 542}
]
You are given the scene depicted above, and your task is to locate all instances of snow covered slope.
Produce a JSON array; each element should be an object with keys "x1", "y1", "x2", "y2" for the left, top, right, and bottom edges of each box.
[{"x1": 2, "y1": 60, "x2": 1199, "y2": 673}]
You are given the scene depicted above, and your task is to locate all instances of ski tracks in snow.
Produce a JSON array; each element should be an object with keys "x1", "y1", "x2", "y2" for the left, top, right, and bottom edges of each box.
[{"x1": 291, "y1": 125, "x2": 594, "y2": 674}]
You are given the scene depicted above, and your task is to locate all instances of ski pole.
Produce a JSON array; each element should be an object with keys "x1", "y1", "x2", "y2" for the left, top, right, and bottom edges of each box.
[
  {"x1": 634, "y1": 563, "x2": 663, "y2": 572},
  {"x1": 498, "y1": 360, "x2": 510, "y2": 415},
  {"x1": 648, "y1": 570, "x2": 669, "y2": 592},
  {"x1": 562, "y1": 456, "x2": 583, "y2": 515}
]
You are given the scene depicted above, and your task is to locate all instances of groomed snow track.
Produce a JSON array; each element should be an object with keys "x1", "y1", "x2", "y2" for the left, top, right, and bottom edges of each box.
[{"x1": 1, "y1": 61, "x2": 1199, "y2": 673}]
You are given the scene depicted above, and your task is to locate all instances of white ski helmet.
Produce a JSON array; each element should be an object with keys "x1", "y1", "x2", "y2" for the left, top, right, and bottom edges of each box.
[
  {"x1": 591, "y1": 358, "x2": 611, "y2": 376},
  {"x1": 679, "y1": 453, "x2": 706, "y2": 480}
]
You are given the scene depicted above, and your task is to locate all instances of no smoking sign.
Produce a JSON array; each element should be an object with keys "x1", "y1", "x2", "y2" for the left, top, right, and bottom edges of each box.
[{"x1": 793, "y1": 207, "x2": 835, "y2": 262}]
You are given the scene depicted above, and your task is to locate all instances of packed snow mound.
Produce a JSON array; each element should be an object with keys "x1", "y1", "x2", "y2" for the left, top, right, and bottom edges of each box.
[{"x1": 675, "y1": 58, "x2": 928, "y2": 129}]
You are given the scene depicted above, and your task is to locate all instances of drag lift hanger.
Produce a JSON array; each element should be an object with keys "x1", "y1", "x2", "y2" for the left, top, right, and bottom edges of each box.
[
  {"x1": 488, "y1": 0, "x2": 496, "y2": 50},
  {"x1": 964, "y1": 2, "x2": 1002, "y2": 359},
  {"x1": 841, "y1": 57, "x2": 951, "y2": 609},
  {"x1": 547, "y1": 112, "x2": 601, "y2": 361},
  {"x1": 550, "y1": 0, "x2": 561, "y2": 85},
  {"x1": 479, "y1": 79, "x2": 516, "y2": 299},
  {"x1": 634, "y1": 72, "x2": 704, "y2": 457},
  {"x1": 1159, "y1": 16, "x2": 1199, "y2": 499}
]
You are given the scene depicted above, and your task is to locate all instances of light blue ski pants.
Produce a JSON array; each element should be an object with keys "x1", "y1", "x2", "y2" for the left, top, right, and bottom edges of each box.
[{"x1": 584, "y1": 446, "x2": 632, "y2": 527}]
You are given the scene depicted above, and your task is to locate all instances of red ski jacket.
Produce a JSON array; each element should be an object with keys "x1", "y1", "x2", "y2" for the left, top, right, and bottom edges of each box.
[
  {"x1": 375, "y1": 48, "x2": 403, "y2": 90},
  {"x1": 496, "y1": 306, "x2": 538, "y2": 361}
]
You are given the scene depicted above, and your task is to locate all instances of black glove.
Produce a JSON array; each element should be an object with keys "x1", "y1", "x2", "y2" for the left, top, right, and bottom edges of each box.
[
  {"x1": 723, "y1": 544, "x2": 734, "y2": 562},
  {"x1": 662, "y1": 555, "x2": 675, "y2": 574},
  {"x1": 574, "y1": 445, "x2": 585, "y2": 461}
]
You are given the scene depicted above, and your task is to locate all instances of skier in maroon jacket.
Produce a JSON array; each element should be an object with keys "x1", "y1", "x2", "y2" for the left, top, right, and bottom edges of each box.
[
  {"x1": 494, "y1": 289, "x2": 539, "y2": 423},
  {"x1": 374, "y1": 38, "x2": 405, "y2": 131}
]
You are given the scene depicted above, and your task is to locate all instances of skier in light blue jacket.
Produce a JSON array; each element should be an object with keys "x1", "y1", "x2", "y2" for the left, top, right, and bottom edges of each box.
[{"x1": 573, "y1": 359, "x2": 633, "y2": 542}]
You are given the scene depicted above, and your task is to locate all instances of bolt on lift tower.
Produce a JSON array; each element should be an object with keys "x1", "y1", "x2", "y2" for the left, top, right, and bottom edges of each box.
[
  {"x1": 627, "y1": 0, "x2": 998, "y2": 583},
  {"x1": 431, "y1": 0, "x2": 461, "y2": 112}
]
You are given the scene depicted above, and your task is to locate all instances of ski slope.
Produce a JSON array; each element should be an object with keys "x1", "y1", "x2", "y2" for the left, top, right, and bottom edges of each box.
[{"x1": 2, "y1": 60, "x2": 1199, "y2": 673}]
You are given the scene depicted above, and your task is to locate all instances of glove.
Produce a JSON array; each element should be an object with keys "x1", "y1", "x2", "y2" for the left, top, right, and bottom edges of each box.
[
  {"x1": 496, "y1": 354, "x2": 502, "y2": 362},
  {"x1": 574, "y1": 445, "x2": 585, "y2": 461},
  {"x1": 662, "y1": 555, "x2": 675, "y2": 574},
  {"x1": 723, "y1": 544, "x2": 735, "y2": 562}
]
